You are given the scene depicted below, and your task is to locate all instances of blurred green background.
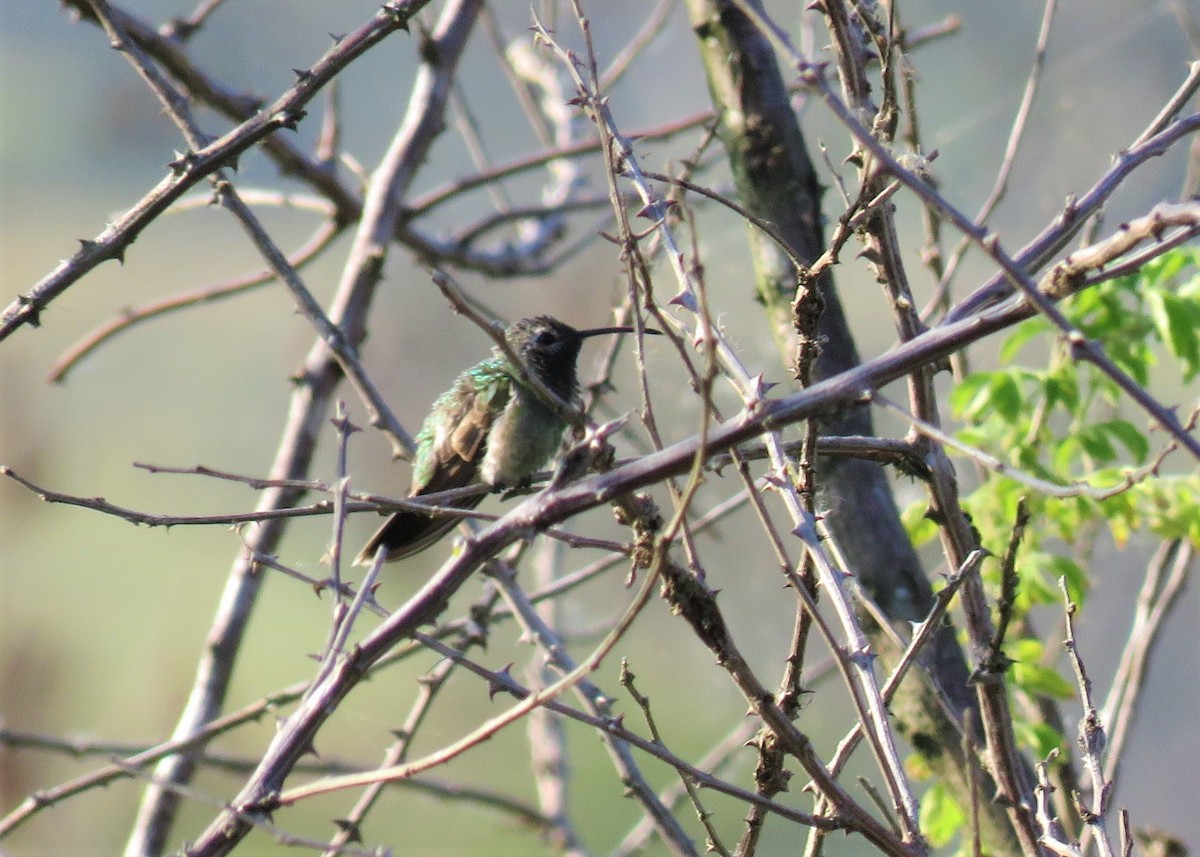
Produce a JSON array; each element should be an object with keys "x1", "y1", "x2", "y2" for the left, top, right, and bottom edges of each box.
[{"x1": 1, "y1": 1, "x2": 1198, "y2": 855}]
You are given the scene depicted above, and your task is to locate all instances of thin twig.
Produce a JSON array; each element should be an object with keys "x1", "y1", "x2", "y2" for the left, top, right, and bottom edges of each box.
[
  {"x1": 48, "y1": 219, "x2": 342, "y2": 383},
  {"x1": 1097, "y1": 541, "x2": 1195, "y2": 791},
  {"x1": 925, "y1": 0, "x2": 1059, "y2": 316},
  {"x1": 1060, "y1": 578, "x2": 1116, "y2": 857}
]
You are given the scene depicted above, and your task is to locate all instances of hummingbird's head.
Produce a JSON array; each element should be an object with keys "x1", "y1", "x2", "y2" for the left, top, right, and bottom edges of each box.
[
  {"x1": 503, "y1": 316, "x2": 586, "y2": 401},
  {"x1": 503, "y1": 315, "x2": 651, "y2": 401}
]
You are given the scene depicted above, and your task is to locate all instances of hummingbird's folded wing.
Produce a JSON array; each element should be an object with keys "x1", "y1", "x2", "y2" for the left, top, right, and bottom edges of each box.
[{"x1": 354, "y1": 364, "x2": 511, "y2": 565}]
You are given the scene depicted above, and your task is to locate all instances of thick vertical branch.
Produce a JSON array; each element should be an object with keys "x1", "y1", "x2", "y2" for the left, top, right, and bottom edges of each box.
[{"x1": 684, "y1": 2, "x2": 1020, "y2": 854}]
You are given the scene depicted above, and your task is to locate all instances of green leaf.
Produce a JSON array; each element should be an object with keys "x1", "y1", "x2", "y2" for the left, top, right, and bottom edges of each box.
[
  {"x1": 920, "y1": 781, "x2": 966, "y2": 847},
  {"x1": 1179, "y1": 264, "x2": 1200, "y2": 299},
  {"x1": 906, "y1": 752, "x2": 934, "y2": 780},
  {"x1": 1106, "y1": 505, "x2": 1133, "y2": 546},
  {"x1": 1069, "y1": 285, "x2": 1104, "y2": 317},
  {"x1": 1077, "y1": 424, "x2": 1117, "y2": 464},
  {"x1": 1017, "y1": 559, "x2": 1059, "y2": 606},
  {"x1": 1142, "y1": 247, "x2": 1192, "y2": 283},
  {"x1": 1008, "y1": 637, "x2": 1045, "y2": 663},
  {"x1": 955, "y1": 425, "x2": 991, "y2": 450},
  {"x1": 1011, "y1": 661, "x2": 1076, "y2": 699},
  {"x1": 1096, "y1": 420, "x2": 1149, "y2": 463},
  {"x1": 1053, "y1": 435, "x2": 1080, "y2": 476},
  {"x1": 902, "y1": 501, "x2": 939, "y2": 546},
  {"x1": 1044, "y1": 373, "x2": 1079, "y2": 414},
  {"x1": 1000, "y1": 319, "x2": 1049, "y2": 363},
  {"x1": 1045, "y1": 555, "x2": 1089, "y2": 604},
  {"x1": 1147, "y1": 290, "x2": 1200, "y2": 376},
  {"x1": 950, "y1": 373, "x2": 993, "y2": 421},
  {"x1": 1013, "y1": 720, "x2": 1068, "y2": 760},
  {"x1": 990, "y1": 371, "x2": 1023, "y2": 421},
  {"x1": 1006, "y1": 638, "x2": 1076, "y2": 698}
]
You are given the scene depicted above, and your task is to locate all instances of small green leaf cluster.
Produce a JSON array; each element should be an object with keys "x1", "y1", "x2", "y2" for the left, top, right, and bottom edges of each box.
[
  {"x1": 937, "y1": 247, "x2": 1199, "y2": 542},
  {"x1": 945, "y1": 248, "x2": 1200, "y2": 552},
  {"x1": 903, "y1": 249, "x2": 1199, "y2": 835}
]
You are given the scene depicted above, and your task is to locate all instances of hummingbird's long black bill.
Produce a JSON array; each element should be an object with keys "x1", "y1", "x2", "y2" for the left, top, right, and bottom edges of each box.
[{"x1": 573, "y1": 325, "x2": 662, "y2": 339}]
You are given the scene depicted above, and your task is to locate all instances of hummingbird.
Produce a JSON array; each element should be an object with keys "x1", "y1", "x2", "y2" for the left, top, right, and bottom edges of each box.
[{"x1": 354, "y1": 315, "x2": 648, "y2": 564}]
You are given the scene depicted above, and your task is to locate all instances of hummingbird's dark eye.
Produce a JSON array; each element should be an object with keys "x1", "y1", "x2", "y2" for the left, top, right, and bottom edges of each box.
[{"x1": 532, "y1": 329, "x2": 559, "y2": 348}]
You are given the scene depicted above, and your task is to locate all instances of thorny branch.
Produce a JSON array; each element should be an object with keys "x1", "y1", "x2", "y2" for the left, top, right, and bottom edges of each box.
[{"x1": 5, "y1": 2, "x2": 1199, "y2": 856}]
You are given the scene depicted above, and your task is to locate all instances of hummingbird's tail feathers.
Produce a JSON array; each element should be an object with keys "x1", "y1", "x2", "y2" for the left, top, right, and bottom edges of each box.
[{"x1": 352, "y1": 494, "x2": 485, "y2": 566}]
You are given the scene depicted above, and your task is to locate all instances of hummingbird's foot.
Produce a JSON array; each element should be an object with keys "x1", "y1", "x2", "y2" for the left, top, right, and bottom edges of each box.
[{"x1": 499, "y1": 475, "x2": 534, "y2": 501}]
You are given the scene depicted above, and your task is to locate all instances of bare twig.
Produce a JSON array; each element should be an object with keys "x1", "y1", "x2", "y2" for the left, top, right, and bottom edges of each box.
[
  {"x1": 490, "y1": 556, "x2": 695, "y2": 855},
  {"x1": 816, "y1": 549, "x2": 984, "y2": 784},
  {"x1": 122, "y1": 2, "x2": 482, "y2": 851},
  {"x1": 1098, "y1": 540, "x2": 1195, "y2": 792},
  {"x1": 4, "y1": 0, "x2": 432, "y2": 341},
  {"x1": 621, "y1": 661, "x2": 728, "y2": 857},
  {"x1": 48, "y1": 219, "x2": 342, "y2": 383},
  {"x1": 925, "y1": 0, "x2": 1059, "y2": 315},
  {"x1": 1060, "y1": 579, "x2": 1116, "y2": 857},
  {"x1": 0, "y1": 684, "x2": 309, "y2": 838},
  {"x1": 541, "y1": 5, "x2": 924, "y2": 844}
]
